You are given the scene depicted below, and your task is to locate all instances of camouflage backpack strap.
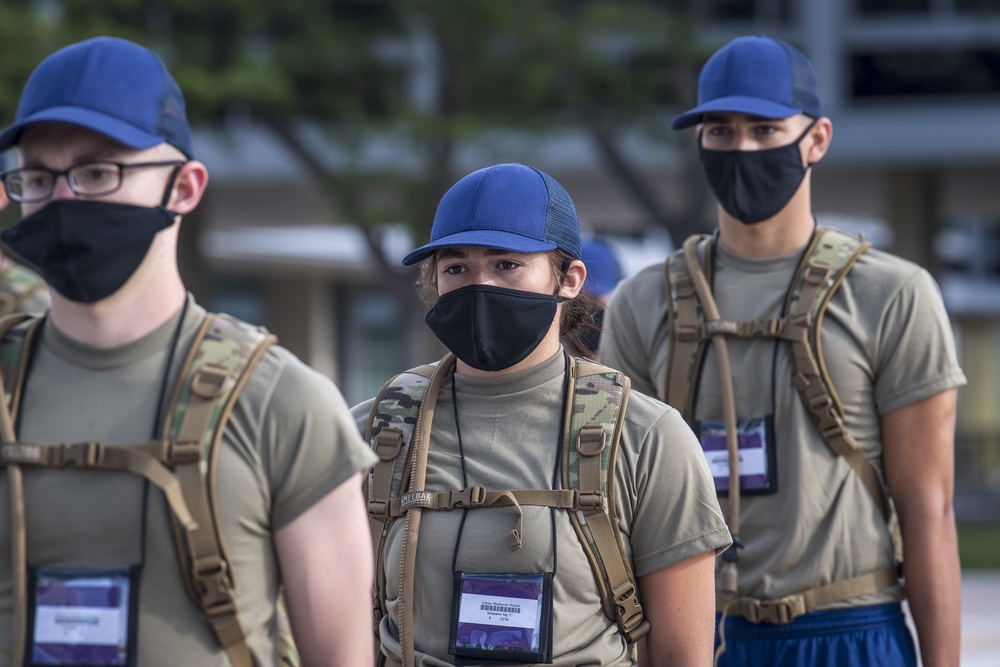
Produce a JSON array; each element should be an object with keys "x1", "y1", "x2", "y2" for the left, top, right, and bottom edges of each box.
[
  {"x1": 0, "y1": 313, "x2": 40, "y2": 667},
  {"x1": 162, "y1": 312, "x2": 276, "y2": 667},
  {"x1": 364, "y1": 355, "x2": 449, "y2": 667},
  {"x1": 663, "y1": 234, "x2": 713, "y2": 418},
  {"x1": 0, "y1": 264, "x2": 46, "y2": 317},
  {"x1": 0, "y1": 314, "x2": 41, "y2": 416},
  {"x1": 564, "y1": 356, "x2": 648, "y2": 644},
  {"x1": 782, "y1": 227, "x2": 887, "y2": 519}
]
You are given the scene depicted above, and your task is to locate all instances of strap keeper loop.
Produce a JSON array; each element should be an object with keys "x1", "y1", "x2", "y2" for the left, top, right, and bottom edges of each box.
[{"x1": 576, "y1": 490, "x2": 604, "y2": 511}]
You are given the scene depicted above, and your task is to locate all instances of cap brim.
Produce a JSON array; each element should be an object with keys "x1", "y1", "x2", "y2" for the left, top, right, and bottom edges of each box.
[
  {"x1": 671, "y1": 96, "x2": 804, "y2": 130},
  {"x1": 401, "y1": 229, "x2": 557, "y2": 266},
  {"x1": 0, "y1": 106, "x2": 166, "y2": 154}
]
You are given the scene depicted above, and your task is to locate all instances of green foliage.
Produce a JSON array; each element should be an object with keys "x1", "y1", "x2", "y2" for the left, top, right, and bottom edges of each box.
[
  {"x1": 958, "y1": 522, "x2": 1000, "y2": 570},
  {"x1": 0, "y1": 1, "x2": 700, "y2": 238}
]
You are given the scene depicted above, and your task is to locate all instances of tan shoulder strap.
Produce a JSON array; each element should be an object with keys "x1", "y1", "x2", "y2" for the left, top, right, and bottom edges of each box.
[
  {"x1": 564, "y1": 357, "x2": 647, "y2": 643},
  {"x1": 0, "y1": 313, "x2": 39, "y2": 667},
  {"x1": 162, "y1": 312, "x2": 276, "y2": 667},
  {"x1": 663, "y1": 235, "x2": 712, "y2": 418},
  {"x1": 364, "y1": 357, "x2": 439, "y2": 667},
  {"x1": 782, "y1": 228, "x2": 887, "y2": 518}
]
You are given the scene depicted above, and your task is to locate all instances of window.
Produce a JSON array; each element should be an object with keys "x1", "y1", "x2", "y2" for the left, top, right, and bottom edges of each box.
[
  {"x1": 705, "y1": 0, "x2": 794, "y2": 21},
  {"x1": 339, "y1": 287, "x2": 405, "y2": 406},
  {"x1": 851, "y1": 48, "x2": 1000, "y2": 100},
  {"x1": 857, "y1": 0, "x2": 930, "y2": 13}
]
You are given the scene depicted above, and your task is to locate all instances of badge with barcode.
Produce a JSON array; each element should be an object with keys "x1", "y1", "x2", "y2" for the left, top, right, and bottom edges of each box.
[
  {"x1": 449, "y1": 572, "x2": 553, "y2": 664},
  {"x1": 27, "y1": 566, "x2": 139, "y2": 666}
]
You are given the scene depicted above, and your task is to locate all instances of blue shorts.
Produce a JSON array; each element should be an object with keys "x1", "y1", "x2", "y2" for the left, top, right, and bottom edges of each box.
[{"x1": 714, "y1": 602, "x2": 917, "y2": 667}]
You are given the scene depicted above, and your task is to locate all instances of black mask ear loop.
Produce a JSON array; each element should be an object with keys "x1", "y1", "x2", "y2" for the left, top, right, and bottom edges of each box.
[{"x1": 158, "y1": 162, "x2": 188, "y2": 212}]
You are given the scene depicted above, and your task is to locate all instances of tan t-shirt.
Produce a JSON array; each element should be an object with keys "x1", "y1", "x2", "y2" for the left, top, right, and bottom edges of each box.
[
  {"x1": 601, "y1": 234, "x2": 967, "y2": 605},
  {"x1": 0, "y1": 299, "x2": 376, "y2": 666},
  {"x1": 353, "y1": 351, "x2": 731, "y2": 666}
]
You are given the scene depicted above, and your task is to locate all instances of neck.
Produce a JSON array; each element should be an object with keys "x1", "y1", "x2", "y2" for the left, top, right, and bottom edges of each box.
[
  {"x1": 717, "y1": 176, "x2": 816, "y2": 258},
  {"x1": 49, "y1": 277, "x2": 187, "y2": 347}
]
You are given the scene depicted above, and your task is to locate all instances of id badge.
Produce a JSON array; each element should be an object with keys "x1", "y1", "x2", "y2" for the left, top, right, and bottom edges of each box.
[
  {"x1": 449, "y1": 572, "x2": 553, "y2": 664},
  {"x1": 696, "y1": 416, "x2": 777, "y2": 495},
  {"x1": 26, "y1": 566, "x2": 140, "y2": 667}
]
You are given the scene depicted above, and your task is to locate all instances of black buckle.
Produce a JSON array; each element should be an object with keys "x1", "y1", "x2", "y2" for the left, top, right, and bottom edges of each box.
[{"x1": 63, "y1": 441, "x2": 103, "y2": 467}]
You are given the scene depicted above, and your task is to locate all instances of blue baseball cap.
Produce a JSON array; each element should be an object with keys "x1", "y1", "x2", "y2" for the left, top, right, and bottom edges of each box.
[
  {"x1": 402, "y1": 163, "x2": 582, "y2": 266},
  {"x1": 0, "y1": 36, "x2": 194, "y2": 158},
  {"x1": 671, "y1": 35, "x2": 821, "y2": 130},
  {"x1": 581, "y1": 238, "x2": 622, "y2": 298}
]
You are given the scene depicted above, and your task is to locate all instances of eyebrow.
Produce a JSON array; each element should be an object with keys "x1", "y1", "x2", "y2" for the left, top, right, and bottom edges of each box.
[{"x1": 18, "y1": 150, "x2": 128, "y2": 170}]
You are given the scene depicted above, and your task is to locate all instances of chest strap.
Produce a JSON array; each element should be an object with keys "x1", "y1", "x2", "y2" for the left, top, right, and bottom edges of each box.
[{"x1": 0, "y1": 441, "x2": 200, "y2": 530}]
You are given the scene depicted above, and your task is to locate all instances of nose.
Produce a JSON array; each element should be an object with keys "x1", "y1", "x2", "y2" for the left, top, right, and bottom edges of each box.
[
  {"x1": 50, "y1": 173, "x2": 76, "y2": 200},
  {"x1": 468, "y1": 267, "x2": 496, "y2": 286},
  {"x1": 733, "y1": 127, "x2": 758, "y2": 151}
]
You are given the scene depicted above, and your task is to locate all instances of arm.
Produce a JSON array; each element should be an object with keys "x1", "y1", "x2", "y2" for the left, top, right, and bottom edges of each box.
[
  {"x1": 275, "y1": 471, "x2": 374, "y2": 667},
  {"x1": 636, "y1": 550, "x2": 717, "y2": 667},
  {"x1": 882, "y1": 389, "x2": 961, "y2": 667}
]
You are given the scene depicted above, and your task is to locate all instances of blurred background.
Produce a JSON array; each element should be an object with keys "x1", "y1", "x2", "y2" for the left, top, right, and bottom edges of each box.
[{"x1": 0, "y1": 0, "x2": 998, "y2": 631}]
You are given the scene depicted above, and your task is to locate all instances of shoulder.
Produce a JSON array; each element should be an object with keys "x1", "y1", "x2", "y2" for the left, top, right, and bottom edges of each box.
[
  {"x1": 622, "y1": 388, "x2": 693, "y2": 443},
  {"x1": 844, "y1": 246, "x2": 945, "y2": 309}
]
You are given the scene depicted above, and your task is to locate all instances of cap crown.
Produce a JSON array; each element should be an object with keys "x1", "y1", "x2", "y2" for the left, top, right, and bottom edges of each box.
[
  {"x1": 0, "y1": 36, "x2": 193, "y2": 158},
  {"x1": 671, "y1": 35, "x2": 820, "y2": 129},
  {"x1": 402, "y1": 163, "x2": 582, "y2": 266}
]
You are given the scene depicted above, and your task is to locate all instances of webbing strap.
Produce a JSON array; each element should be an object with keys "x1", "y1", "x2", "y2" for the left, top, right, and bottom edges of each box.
[
  {"x1": 364, "y1": 362, "x2": 436, "y2": 640},
  {"x1": 0, "y1": 313, "x2": 41, "y2": 667},
  {"x1": 397, "y1": 355, "x2": 455, "y2": 667},
  {"x1": 663, "y1": 241, "x2": 711, "y2": 420},
  {"x1": 564, "y1": 358, "x2": 648, "y2": 644},
  {"x1": 681, "y1": 236, "x2": 743, "y2": 597},
  {"x1": 162, "y1": 313, "x2": 275, "y2": 667},
  {"x1": 719, "y1": 565, "x2": 900, "y2": 624},
  {"x1": 782, "y1": 230, "x2": 887, "y2": 520},
  {"x1": 0, "y1": 442, "x2": 197, "y2": 529}
]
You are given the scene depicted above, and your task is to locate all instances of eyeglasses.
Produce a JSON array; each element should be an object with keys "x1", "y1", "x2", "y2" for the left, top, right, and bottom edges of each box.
[{"x1": 0, "y1": 160, "x2": 186, "y2": 204}]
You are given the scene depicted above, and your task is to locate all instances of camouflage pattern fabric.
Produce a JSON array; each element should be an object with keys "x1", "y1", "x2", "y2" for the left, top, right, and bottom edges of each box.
[{"x1": 0, "y1": 263, "x2": 46, "y2": 317}]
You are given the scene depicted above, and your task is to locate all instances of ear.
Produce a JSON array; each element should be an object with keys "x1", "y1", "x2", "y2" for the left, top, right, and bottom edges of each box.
[
  {"x1": 558, "y1": 259, "x2": 586, "y2": 299},
  {"x1": 804, "y1": 117, "x2": 833, "y2": 165},
  {"x1": 167, "y1": 160, "x2": 209, "y2": 215}
]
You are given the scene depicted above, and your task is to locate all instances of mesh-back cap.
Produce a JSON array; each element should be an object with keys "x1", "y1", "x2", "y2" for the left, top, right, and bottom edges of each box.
[
  {"x1": 402, "y1": 163, "x2": 582, "y2": 266},
  {"x1": 671, "y1": 34, "x2": 821, "y2": 130},
  {"x1": 0, "y1": 36, "x2": 194, "y2": 158}
]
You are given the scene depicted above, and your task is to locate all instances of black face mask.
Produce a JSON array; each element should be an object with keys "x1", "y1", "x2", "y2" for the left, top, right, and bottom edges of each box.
[
  {"x1": 0, "y1": 177, "x2": 179, "y2": 304},
  {"x1": 425, "y1": 284, "x2": 562, "y2": 372},
  {"x1": 698, "y1": 121, "x2": 816, "y2": 225}
]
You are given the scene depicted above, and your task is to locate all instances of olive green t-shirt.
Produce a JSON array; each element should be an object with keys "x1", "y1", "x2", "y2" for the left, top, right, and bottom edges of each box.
[
  {"x1": 0, "y1": 298, "x2": 376, "y2": 666},
  {"x1": 600, "y1": 234, "x2": 967, "y2": 606},
  {"x1": 353, "y1": 351, "x2": 731, "y2": 666}
]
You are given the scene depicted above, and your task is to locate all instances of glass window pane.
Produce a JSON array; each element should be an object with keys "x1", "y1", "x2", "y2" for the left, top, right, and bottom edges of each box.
[
  {"x1": 851, "y1": 48, "x2": 1000, "y2": 99},
  {"x1": 857, "y1": 0, "x2": 931, "y2": 13}
]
